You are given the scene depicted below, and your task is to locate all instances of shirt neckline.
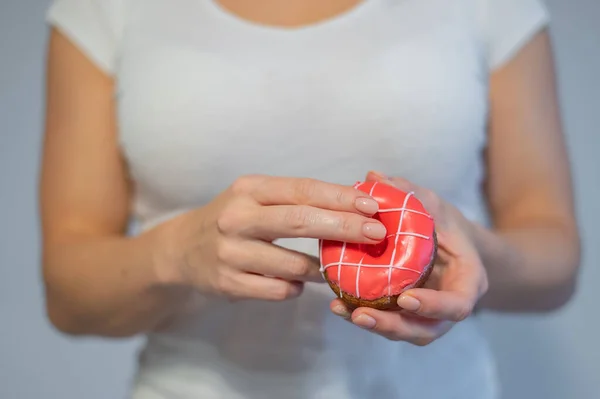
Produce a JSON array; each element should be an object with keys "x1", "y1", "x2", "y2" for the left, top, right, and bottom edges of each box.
[{"x1": 205, "y1": 0, "x2": 378, "y2": 35}]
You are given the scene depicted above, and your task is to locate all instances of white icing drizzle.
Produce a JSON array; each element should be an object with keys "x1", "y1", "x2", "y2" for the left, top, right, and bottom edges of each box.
[
  {"x1": 318, "y1": 238, "x2": 326, "y2": 280},
  {"x1": 337, "y1": 242, "x2": 347, "y2": 298},
  {"x1": 355, "y1": 254, "x2": 366, "y2": 298},
  {"x1": 354, "y1": 182, "x2": 378, "y2": 298},
  {"x1": 387, "y1": 191, "x2": 413, "y2": 297},
  {"x1": 321, "y1": 261, "x2": 422, "y2": 274},
  {"x1": 378, "y1": 207, "x2": 431, "y2": 218}
]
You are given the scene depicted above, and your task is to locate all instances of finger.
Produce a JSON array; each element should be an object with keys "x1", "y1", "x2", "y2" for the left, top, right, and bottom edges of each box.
[
  {"x1": 365, "y1": 171, "x2": 416, "y2": 193},
  {"x1": 221, "y1": 239, "x2": 325, "y2": 283},
  {"x1": 330, "y1": 298, "x2": 438, "y2": 324},
  {"x1": 222, "y1": 269, "x2": 304, "y2": 301},
  {"x1": 249, "y1": 205, "x2": 387, "y2": 243},
  {"x1": 234, "y1": 175, "x2": 380, "y2": 216},
  {"x1": 397, "y1": 289, "x2": 476, "y2": 322},
  {"x1": 350, "y1": 307, "x2": 453, "y2": 346},
  {"x1": 330, "y1": 298, "x2": 353, "y2": 319},
  {"x1": 397, "y1": 246, "x2": 483, "y2": 321},
  {"x1": 329, "y1": 300, "x2": 451, "y2": 346}
]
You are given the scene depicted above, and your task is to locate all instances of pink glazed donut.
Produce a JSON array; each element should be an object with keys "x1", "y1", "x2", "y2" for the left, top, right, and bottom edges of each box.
[{"x1": 319, "y1": 181, "x2": 437, "y2": 310}]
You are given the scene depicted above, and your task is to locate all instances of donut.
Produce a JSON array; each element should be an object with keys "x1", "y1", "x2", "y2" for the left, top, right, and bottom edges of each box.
[{"x1": 319, "y1": 181, "x2": 437, "y2": 310}]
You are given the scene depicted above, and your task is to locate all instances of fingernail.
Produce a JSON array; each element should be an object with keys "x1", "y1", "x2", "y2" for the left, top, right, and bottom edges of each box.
[
  {"x1": 353, "y1": 314, "x2": 376, "y2": 329},
  {"x1": 355, "y1": 197, "x2": 379, "y2": 215},
  {"x1": 398, "y1": 295, "x2": 421, "y2": 311},
  {"x1": 363, "y1": 222, "x2": 387, "y2": 240},
  {"x1": 332, "y1": 305, "x2": 351, "y2": 318}
]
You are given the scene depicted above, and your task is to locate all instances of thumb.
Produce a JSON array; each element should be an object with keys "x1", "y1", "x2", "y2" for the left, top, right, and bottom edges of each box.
[
  {"x1": 365, "y1": 170, "x2": 389, "y2": 183},
  {"x1": 366, "y1": 171, "x2": 415, "y2": 193}
]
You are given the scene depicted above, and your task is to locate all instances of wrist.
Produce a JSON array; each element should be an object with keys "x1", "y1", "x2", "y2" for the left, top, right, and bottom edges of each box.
[{"x1": 146, "y1": 217, "x2": 191, "y2": 287}]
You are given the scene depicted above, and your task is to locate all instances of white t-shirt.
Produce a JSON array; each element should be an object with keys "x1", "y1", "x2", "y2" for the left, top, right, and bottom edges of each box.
[{"x1": 47, "y1": 1, "x2": 549, "y2": 398}]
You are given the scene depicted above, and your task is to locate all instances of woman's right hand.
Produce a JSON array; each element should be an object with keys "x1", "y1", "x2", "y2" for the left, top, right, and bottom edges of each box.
[{"x1": 156, "y1": 175, "x2": 386, "y2": 302}]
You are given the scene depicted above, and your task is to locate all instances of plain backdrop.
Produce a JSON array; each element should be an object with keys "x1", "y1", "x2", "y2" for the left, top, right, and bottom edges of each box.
[{"x1": 1, "y1": 1, "x2": 598, "y2": 398}]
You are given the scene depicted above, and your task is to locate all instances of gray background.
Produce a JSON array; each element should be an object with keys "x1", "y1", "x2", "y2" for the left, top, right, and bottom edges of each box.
[{"x1": 1, "y1": 1, "x2": 598, "y2": 398}]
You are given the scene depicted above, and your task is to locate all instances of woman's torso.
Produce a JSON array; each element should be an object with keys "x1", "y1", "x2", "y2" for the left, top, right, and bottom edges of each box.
[{"x1": 115, "y1": 0, "x2": 497, "y2": 397}]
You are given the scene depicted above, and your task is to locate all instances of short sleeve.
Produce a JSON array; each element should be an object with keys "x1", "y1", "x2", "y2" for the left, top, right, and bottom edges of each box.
[
  {"x1": 46, "y1": 0, "x2": 125, "y2": 75},
  {"x1": 481, "y1": 0, "x2": 550, "y2": 70}
]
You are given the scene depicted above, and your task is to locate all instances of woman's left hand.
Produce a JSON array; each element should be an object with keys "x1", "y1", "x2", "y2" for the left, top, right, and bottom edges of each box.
[{"x1": 329, "y1": 171, "x2": 489, "y2": 346}]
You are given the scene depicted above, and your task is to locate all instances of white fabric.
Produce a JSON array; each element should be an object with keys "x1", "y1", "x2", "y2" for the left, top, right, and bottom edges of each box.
[{"x1": 46, "y1": 0, "x2": 549, "y2": 398}]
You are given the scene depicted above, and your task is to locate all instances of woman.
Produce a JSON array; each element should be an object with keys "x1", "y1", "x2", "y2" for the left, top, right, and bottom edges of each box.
[{"x1": 41, "y1": 0, "x2": 581, "y2": 398}]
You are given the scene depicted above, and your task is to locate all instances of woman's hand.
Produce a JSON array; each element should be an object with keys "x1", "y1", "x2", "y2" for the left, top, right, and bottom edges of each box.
[
  {"x1": 330, "y1": 171, "x2": 489, "y2": 346},
  {"x1": 155, "y1": 175, "x2": 387, "y2": 302}
]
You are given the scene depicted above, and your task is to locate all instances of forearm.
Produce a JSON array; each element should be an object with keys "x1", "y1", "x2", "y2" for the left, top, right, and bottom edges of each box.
[
  {"x1": 471, "y1": 222, "x2": 580, "y2": 312},
  {"x1": 43, "y1": 230, "x2": 191, "y2": 338}
]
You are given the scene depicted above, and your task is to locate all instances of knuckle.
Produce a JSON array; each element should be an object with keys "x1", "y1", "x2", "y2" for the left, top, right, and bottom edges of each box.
[
  {"x1": 270, "y1": 283, "x2": 295, "y2": 301},
  {"x1": 215, "y1": 238, "x2": 236, "y2": 265},
  {"x1": 338, "y1": 215, "x2": 355, "y2": 235},
  {"x1": 216, "y1": 201, "x2": 250, "y2": 235},
  {"x1": 335, "y1": 188, "x2": 350, "y2": 207},
  {"x1": 286, "y1": 255, "x2": 311, "y2": 278},
  {"x1": 293, "y1": 178, "x2": 318, "y2": 204},
  {"x1": 216, "y1": 209, "x2": 238, "y2": 234},
  {"x1": 454, "y1": 303, "x2": 473, "y2": 322},
  {"x1": 230, "y1": 175, "x2": 259, "y2": 195}
]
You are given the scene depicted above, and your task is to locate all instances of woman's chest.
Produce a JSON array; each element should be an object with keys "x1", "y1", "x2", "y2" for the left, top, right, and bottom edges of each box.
[{"x1": 115, "y1": 0, "x2": 489, "y2": 213}]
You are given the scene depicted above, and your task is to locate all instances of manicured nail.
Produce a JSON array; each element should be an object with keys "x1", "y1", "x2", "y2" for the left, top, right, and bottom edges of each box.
[
  {"x1": 332, "y1": 305, "x2": 351, "y2": 318},
  {"x1": 363, "y1": 222, "x2": 387, "y2": 240},
  {"x1": 353, "y1": 314, "x2": 376, "y2": 329},
  {"x1": 355, "y1": 197, "x2": 379, "y2": 215},
  {"x1": 398, "y1": 295, "x2": 421, "y2": 312}
]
